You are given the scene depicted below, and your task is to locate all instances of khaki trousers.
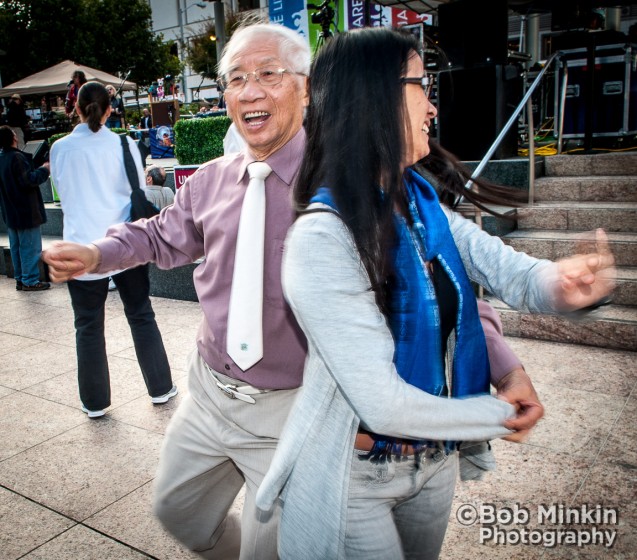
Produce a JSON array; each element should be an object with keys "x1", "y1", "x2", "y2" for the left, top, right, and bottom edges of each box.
[{"x1": 153, "y1": 349, "x2": 298, "y2": 559}]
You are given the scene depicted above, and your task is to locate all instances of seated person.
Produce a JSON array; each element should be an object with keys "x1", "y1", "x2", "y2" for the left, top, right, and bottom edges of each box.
[{"x1": 143, "y1": 164, "x2": 174, "y2": 210}]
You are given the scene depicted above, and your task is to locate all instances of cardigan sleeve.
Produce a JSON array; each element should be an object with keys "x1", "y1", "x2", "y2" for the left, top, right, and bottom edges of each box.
[
  {"x1": 444, "y1": 205, "x2": 559, "y2": 313},
  {"x1": 282, "y1": 210, "x2": 515, "y2": 443}
]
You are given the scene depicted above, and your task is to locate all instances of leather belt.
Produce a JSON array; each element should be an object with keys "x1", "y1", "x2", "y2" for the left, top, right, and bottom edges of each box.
[
  {"x1": 205, "y1": 364, "x2": 270, "y2": 404},
  {"x1": 355, "y1": 432, "x2": 421, "y2": 456}
]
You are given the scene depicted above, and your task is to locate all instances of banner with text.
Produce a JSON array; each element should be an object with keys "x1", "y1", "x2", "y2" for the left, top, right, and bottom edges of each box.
[
  {"x1": 269, "y1": 1, "x2": 432, "y2": 56},
  {"x1": 269, "y1": 0, "x2": 310, "y2": 40}
]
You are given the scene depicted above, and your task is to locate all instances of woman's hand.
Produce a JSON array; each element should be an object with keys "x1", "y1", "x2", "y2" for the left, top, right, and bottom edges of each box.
[
  {"x1": 552, "y1": 229, "x2": 616, "y2": 311},
  {"x1": 498, "y1": 367, "x2": 544, "y2": 443}
]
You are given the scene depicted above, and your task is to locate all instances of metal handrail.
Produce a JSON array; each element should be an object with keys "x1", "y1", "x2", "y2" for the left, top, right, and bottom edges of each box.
[
  {"x1": 557, "y1": 64, "x2": 569, "y2": 155},
  {"x1": 465, "y1": 50, "x2": 563, "y2": 211}
]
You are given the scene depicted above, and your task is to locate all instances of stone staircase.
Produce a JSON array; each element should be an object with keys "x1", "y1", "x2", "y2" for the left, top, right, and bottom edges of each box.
[{"x1": 485, "y1": 152, "x2": 637, "y2": 352}]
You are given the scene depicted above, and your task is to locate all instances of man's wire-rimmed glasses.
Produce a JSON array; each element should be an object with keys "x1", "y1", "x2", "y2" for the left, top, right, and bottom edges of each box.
[{"x1": 217, "y1": 66, "x2": 304, "y2": 93}]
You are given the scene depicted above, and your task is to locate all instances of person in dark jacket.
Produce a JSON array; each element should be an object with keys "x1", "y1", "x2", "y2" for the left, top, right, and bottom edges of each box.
[{"x1": 0, "y1": 125, "x2": 51, "y2": 290}]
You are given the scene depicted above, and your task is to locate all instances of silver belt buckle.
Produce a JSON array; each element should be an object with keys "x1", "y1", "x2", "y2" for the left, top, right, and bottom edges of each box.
[
  {"x1": 216, "y1": 380, "x2": 237, "y2": 398},
  {"x1": 215, "y1": 380, "x2": 256, "y2": 404}
]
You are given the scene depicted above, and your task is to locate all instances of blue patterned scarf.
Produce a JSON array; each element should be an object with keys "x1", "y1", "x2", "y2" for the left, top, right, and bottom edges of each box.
[{"x1": 310, "y1": 169, "x2": 490, "y2": 456}]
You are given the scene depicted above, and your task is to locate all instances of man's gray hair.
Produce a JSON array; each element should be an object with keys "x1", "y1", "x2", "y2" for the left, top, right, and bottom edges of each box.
[
  {"x1": 146, "y1": 165, "x2": 166, "y2": 186},
  {"x1": 217, "y1": 23, "x2": 311, "y2": 78}
]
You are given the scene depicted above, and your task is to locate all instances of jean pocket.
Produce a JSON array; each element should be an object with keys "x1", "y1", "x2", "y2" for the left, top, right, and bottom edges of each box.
[{"x1": 350, "y1": 449, "x2": 396, "y2": 491}]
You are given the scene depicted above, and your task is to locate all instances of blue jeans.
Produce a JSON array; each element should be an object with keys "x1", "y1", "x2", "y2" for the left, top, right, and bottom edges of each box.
[
  {"x1": 7, "y1": 226, "x2": 42, "y2": 286},
  {"x1": 67, "y1": 264, "x2": 173, "y2": 410},
  {"x1": 345, "y1": 447, "x2": 458, "y2": 559}
]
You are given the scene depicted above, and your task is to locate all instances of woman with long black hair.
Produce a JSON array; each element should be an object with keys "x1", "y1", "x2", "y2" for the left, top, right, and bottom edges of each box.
[{"x1": 256, "y1": 28, "x2": 614, "y2": 559}]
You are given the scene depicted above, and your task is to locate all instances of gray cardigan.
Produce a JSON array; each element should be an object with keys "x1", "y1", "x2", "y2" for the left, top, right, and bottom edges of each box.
[{"x1": 255, "y1": 205, "x2": 557, "y2": 559}]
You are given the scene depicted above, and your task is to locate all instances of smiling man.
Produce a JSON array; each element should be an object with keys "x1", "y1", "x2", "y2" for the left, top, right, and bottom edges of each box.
[
  {"x1": 42, "y1": 22, "x2": 544, "y2": 560},
  {"x1": 42, "y1": 23, "x2": 310, "y2": 559}
]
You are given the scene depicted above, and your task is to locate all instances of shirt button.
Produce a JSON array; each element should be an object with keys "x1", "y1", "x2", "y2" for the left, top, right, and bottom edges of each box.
[{"x1": 225, "y1": 364, "x2": 231, "y2": 370}]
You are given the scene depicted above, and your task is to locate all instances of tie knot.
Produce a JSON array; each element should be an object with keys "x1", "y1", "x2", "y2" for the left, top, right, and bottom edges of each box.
[{"x1": 248, "y1": 161, "x2": 272, "y2": 181}]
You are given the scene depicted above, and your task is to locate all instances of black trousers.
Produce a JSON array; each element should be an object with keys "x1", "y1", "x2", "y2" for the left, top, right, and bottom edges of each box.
[{"x1": 68, "y1": 265, "x2": 173, "y2": 410}]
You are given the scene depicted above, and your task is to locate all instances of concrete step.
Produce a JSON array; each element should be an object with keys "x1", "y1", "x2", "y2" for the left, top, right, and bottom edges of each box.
[
  {"x1": 484, "y1": 296, "x2": 637, "y2": 352},
  {"x1": 0, "y1": 233, "x2": 62, "y2": 252},
  {"x1": 516, "y1": 202, "x2": 637, "y2": 232},
  {"x1": 612, "y1": 267, "x2": 637, "y2": 307},
  {"x1": 0, "y1": 232, "x2": 199, "y2": 303},
  {"x1": 0, "y1": 234, "x2": 61, "y2": 281},
  {"x1": 41, "y1": 203, "x2": 64, "y2": 237},
  {"x1": 533, "y1": 176, "x2": 637, "y2": 203},
  {"x1": 0, "y1": 203, "x2": 64, "y2": 237},
  {"x1": 502, "y1": 229, "x2": 637, "y2": 267},
  {"x1": 545, "y1": 152, "x2": 637, "y2": 177}
]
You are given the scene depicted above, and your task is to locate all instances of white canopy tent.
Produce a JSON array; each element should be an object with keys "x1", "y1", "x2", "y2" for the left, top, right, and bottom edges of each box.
[{"x1": 0, "y1": 60, "x2": 137, "y2": 97}]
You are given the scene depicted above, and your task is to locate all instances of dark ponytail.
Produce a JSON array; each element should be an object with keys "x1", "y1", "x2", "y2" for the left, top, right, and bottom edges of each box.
[{"x1": 77, "y1": 82, "x2": 110, "y2": 133}]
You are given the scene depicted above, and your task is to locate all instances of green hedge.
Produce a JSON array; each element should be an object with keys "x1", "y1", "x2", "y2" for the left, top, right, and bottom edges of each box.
[
  {"x1": 46, "y1": 119, "x2": 231, "y2": 166},
  {"x1": 174, "y1": 116, "x2": 232, "y2": 165}
]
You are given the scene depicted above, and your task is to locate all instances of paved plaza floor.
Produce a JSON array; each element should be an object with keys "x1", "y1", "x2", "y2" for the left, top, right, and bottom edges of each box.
[{"x1": 0, "y1": 276, "x2": 634, "y2": 559}]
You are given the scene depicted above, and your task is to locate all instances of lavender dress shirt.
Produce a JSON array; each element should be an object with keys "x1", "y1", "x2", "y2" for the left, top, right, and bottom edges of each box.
[
  {"x1": 93, "y1": 129, "x2": 307, "y2": 389},
  {"x1": 93, "y1": 125, "x2": 520, "y2": 389}
]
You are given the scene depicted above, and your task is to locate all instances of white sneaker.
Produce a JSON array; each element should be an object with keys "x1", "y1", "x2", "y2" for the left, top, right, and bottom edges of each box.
[
  {"x1": 81, "y1": 404, "x2": 106, "y2": 418},
  {"x1": 151, "y1": 385, "x2": 178, "y2": 404}
]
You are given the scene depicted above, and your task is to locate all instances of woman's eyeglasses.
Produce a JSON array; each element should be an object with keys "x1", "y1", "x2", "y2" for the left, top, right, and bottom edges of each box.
[{"x1": 400, "y1": 74, "x2": 434, "y2": 98}]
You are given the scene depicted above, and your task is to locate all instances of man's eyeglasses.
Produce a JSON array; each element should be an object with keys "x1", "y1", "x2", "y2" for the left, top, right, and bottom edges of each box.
[
  {"x1": 400, "y1": 74, "x2": 434, "y2": 98},
  {"x1": 217, "y1": 66, "x2": 304, "y2": 92}
]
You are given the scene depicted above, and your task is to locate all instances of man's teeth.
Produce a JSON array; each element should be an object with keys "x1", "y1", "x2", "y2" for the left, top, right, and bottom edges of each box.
[
  {"x1": 422, "y1": 124, "x2": 429, "y2": 133},
  {"x1": 244, "y1": 111, "x2": 269, "y2": 122}
]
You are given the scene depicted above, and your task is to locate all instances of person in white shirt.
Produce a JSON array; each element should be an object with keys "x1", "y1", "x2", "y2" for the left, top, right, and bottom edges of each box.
[{"x1": 50, "y1": 81, "x2": 177, "y2": 418}]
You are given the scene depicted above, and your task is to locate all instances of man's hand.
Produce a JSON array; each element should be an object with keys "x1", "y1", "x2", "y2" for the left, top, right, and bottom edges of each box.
[
  {"x1": 41, "y1": 241, "x2": 101, "y2": 282},
  {"x1": 553, "y1": 229, "x2": 616, "y2": 311},
  {"x1": 497, "y1": 368, "x2": 544, "y2": 443}
]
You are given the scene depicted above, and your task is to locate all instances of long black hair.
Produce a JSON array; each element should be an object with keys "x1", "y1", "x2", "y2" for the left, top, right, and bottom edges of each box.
[
  {"x1": 296, "y1": 27, "x2": 418, "y2": 313},
  {"x1": 77, "y1": 82, "x2": 110, "y2": 132},
  {"x1": 416, "y1": 141, "x2": 527, "y2": 213}
]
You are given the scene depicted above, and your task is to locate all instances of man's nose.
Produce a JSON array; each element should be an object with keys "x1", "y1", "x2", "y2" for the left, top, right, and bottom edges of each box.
[{"x1": 238, "y1": 76, "x2": 266, "y2": 100}]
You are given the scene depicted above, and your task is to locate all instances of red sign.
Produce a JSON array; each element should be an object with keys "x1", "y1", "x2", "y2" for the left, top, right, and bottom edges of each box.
[
  {"x1": 392, "y1": 10, "x2": 432, "y2": 27},
  {"x1": 173, "y1": 165, "x2": 200, "y2": 189}
]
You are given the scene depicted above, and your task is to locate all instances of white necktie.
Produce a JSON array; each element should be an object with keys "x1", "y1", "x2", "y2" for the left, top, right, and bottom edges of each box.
[{"x1": 226, "y1": 161, "x2": 272, "y2": 371}]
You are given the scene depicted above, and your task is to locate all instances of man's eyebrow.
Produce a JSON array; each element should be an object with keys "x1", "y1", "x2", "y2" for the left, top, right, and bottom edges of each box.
[{"x1": 226, "y1": 57, "x2": 279, "y2": 73}]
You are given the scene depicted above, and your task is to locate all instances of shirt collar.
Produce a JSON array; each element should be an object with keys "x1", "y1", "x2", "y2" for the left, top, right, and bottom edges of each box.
[
  {"x1": 236, "y1": 127, "x2": 306, "y2": 186},
  {"x1": 71, "y1": 123, "x2": 109, "y2": 136}
]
